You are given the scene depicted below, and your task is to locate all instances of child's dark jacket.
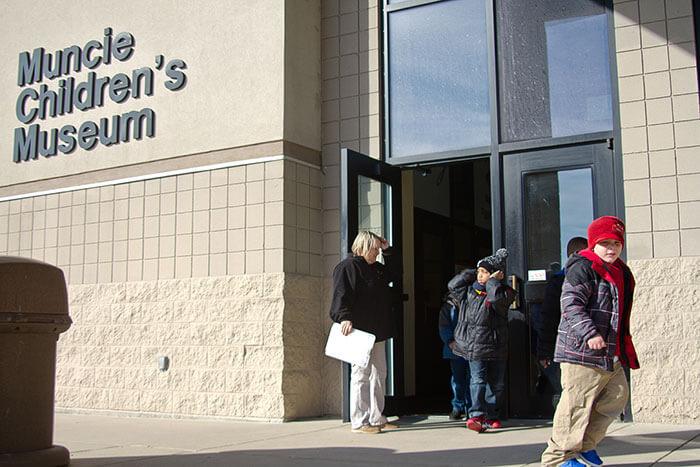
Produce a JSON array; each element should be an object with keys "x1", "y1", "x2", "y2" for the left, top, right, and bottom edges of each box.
[
  {"x1": 554, "y1": 250, "x2": 640, "y2": 371},
  {"x1": 448, "y1": 269, "x2": 516, "y2": 361},
  {"x1": 438, "y1": 291, "x2": 462, "y2": 359}
]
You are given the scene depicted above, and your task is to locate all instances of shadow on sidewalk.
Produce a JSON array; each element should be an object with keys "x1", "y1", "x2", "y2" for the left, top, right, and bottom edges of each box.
[{"x1": 66, "y1": 428, "x2": 699, "y2": 467}]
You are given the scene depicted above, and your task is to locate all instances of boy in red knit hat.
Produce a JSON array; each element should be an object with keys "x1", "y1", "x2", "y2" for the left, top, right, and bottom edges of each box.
[{"x1": 541, "y1": 216, "x2": 639, "y2": 467}]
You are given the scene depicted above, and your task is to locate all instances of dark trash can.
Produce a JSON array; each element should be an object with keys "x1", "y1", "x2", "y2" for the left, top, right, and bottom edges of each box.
[{"x1": 0, "y1": 257, "x2": 72, "y2": 467}]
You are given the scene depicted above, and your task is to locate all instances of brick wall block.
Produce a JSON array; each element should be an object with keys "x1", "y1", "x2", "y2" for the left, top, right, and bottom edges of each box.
[
  {"x1": 225, "y1": 322, "x2": 263, "y2": 346},
  {"x1": 125, "y1": 281, "x2": 160, "y2": 302},
  {"x1": 633, "y1": 368, "x2": 683, "y2": 396},
  {"x1": 244, "y1": 345, "x2": 284, "y2": 369},
  {"x1": 284, "y1": 345, "x2": 320, "y2": 371},
  {"x1": 653, "y1": 285, "x2": 699, "y2": 312},
  {"x1": 140, "y1": 390, "x2": 173, "y2": 413},
  {"x1": 79, "y1": 388, "x2": 110, "y2": 409},
  {"x1": 109, "y1": 388, "x2": 141, "y2": 411},
  {"x1": 243, "y1": 298, "x2": 285, "y2": 321},
  {"x1": 208, "y1": 392, "x2": 246, "y2": 417},
  {"x1": 208, "y1": 346, "x2": 245, "y2": 368},
  {"x1": 285, "y1": 297, "x2": 323, "y2": 322},
  {"x1": 189, "y1": 369, "x2": 226, "y2": 392},
  {"x1": 284, "y1": 392, "x2": 323, "y2": 420},
  {"x1": 632, "y1": 396, "x2": 700, "y2": 423},
  {"x1": 246, "y1": 393, "x2": 285, "y2": 419},
  {"x1": 630, "y1": 285, "x2": 655, "y2": 312},
  {"x1": 679, "y1": 256, "x2": 700, "y2": 283},
  {"x1": 284, "y1": 274, "x2": 323, "y2": 299},
  {"x1": 56, "y1": 387, "x2": 81, "y2": 408},
  {"x1": 282, "y1": 321, "x2": 323, "y2": 348},
  {"x1": 263, "y1": 273, "x2": 286, "y2": 297},
  {"x1": 631, "y1": 311, "x2": 684, "y2": 340},
  {"x1": 247, "y1": 369, "x2": 284, "y2": 393},
  {"x1": 628, "y1": 257, "x2": 681, "y2": 285},
  {"x1": 155, "y1": 279, "x2": 192, "y2": 301}
]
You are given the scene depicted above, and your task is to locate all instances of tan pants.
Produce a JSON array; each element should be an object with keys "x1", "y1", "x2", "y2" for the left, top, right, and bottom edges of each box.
[
  {"x1": 350, "y1": 341, "x2": 388, "y2": 429},
  {"x1": 541, "y1": 362, "x2": 628, "y2": 467}
]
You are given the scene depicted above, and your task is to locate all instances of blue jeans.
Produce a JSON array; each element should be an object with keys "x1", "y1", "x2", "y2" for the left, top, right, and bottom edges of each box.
[
  {"x1": 541, "y1": 361, "x2": 562, "y2": 410},
  {"x1": 468, "y1": 360, "x2": 506, "y2": 419},
  {"x1": 449, "y1": 358, "x2": 471, "y2": 412}
]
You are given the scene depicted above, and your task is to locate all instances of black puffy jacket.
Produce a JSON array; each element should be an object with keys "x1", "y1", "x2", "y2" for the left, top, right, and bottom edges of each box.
[{"x1": 449, "y1": 269, "x2": 516, "y2": 361}]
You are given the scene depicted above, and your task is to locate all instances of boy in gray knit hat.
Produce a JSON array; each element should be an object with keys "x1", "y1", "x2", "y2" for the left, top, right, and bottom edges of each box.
[{"x1": 450, "y1": 248, "x2": 515, "y2": 432}]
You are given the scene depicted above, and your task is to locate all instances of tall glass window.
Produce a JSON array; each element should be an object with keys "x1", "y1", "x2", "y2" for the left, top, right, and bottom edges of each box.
[
  {"x1": 496, "y1": 1, "x2": 613, "y2": 142},
  {"x1": 387, "y1": 0, "x2": 490, "y2": 159}
]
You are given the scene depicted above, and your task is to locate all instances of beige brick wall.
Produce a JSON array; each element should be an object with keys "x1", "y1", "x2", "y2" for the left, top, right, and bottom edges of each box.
[
  {"x1": 627, "y1": 256, "x2": 700, "y2": 423},
  {"x1": 615, "y1": 0, "x2": 700, "y2": 423},
  {"x1": 616, "y1": 0, "x2": 699, "y2": 259},
  {"x1": 0, "y1": 157, "x2": 325, "y2": 420},
  {"x1": 320, "y1": 0, "x2": 381, "y2": 415},
  {"x1": 0, "y1": 159, "x2": 322, "y2": 281},
  {"x1": 58, "y1": 275, "x2": 286, "y2": 419}
]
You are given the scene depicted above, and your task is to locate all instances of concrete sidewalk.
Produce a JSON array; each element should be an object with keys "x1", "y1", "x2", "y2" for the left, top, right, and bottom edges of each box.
[{"x1": 54, "y1": 413, "x2": 699, "y2": 466}]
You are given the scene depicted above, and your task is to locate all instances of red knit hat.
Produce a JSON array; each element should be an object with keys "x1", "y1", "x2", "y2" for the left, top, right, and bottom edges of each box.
[{"x1": 587, "y1": 215, "x2": 625, "y2": 249}]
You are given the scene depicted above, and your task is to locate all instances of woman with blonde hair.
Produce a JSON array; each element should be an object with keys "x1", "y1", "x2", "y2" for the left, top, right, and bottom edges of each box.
[{"x1": 329, "y1": 230, "x2": 401, "y2": 434}]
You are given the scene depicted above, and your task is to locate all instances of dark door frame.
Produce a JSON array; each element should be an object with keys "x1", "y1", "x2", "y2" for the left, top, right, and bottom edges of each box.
[
  {"x1": 502, "y1": 141, "x2": 617, "y2": 419},
  {"x1": 339, "y1": 148, "x2": 404, "y2": 422}
]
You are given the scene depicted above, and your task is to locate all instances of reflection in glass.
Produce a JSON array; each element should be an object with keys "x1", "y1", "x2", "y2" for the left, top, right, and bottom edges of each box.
[
  {"x1": 497, "y1": 1, "x2": 613, "y2": 142},
  {"x1": 545, "y1": 14, "x2": 612, "y2": 138},
  {"x1": 388, "y1": 0, "x2": 490, "y2": 158},
  {"x1": 524, "y1": 168, "x2": 593, "y2": 272},
  {"x1": 557, "y1": 169, "x2": 593, "y2": 264},
  {"x1": 358, "y1": 176, "x2": 386, "y2": 237}
]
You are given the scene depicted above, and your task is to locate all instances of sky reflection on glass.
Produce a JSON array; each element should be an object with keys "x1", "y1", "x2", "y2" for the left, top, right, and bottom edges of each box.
[
  {"x1": 546, "y1": 14, "x2": 613, "y2": 138},
  {"x1": 388, "y1": 0, "x2": 490, "y2": 158},
  {"x1": 558, "y1": 168, "x2": 594, "y2": 265}
]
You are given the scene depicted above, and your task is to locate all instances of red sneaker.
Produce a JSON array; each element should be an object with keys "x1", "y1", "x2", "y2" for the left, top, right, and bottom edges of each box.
[
  {"x1": 484, "y1": 419, "x2": 502, "y2": 429},
  {"x1": 466, "y1": 416, "x2": 486, "y2": 433}
]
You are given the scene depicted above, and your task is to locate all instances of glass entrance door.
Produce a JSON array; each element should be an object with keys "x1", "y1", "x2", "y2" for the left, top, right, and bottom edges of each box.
[
  {"x1": 340, "y1": 148, "x2": 404, "y2": 421},
  {"x1": 503, "y1": 142, "x2": 616, "y2": 418}
]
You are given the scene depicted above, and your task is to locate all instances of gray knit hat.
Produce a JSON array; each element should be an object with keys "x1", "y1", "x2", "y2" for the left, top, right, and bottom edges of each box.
[{"x1": 477, "y1": 248, "x2": 508, "y2": 273}]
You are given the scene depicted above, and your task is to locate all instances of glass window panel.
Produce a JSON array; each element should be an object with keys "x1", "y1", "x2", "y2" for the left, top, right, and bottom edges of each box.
[
  {"x1": 497, "y1": 1, "x2": 613, "y2": 142},
  {"x1": 524, "y1": 168, "x2": 593, "y2": 271},
  {"x1": 388, "y1": 0, "x2": 490, "y2": 158},
  {"x1": 357, "y1": 174, "x2": 394, "y2": 395},
  {"x1": 358, "y1": 176, "x2": 387, "y2": 237}
]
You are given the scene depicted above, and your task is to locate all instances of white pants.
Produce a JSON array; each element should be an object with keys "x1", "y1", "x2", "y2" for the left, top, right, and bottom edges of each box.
[{"x1": 350, "y1": 341, "x2": 388, "y2": 429}]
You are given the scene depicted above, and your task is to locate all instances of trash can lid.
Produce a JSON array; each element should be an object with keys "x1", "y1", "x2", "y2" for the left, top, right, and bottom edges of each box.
[{"x1": 0, "y1": 256, "x2": 68, "y2": 315}]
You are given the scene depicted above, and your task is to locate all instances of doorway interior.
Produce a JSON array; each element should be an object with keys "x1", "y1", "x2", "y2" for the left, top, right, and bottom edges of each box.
[{"x1": 407, "y1": 157, "x2": 492, "y2": 414}]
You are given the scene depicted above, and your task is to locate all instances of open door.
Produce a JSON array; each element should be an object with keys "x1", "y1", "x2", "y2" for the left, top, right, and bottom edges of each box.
[
  {"x1": 503, "y1": 142, "x2": 616, "y2": 418},
  {"x1": 340, "y1": 148, "x2": 404, "y2": 421}
]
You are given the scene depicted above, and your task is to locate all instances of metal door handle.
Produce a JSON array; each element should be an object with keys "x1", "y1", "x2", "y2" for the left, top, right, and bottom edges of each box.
[{"x1": 509, "y1": 274, "x2": 520, "y2": 309}]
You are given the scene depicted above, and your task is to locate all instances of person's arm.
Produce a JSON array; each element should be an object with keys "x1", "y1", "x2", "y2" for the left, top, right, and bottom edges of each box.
[
  {"x1": 448, "y1": 268, "x2": 476, "y2": 295},
  {"x1": 484, "y1": 272, "x2": 515, "y2": 316},
  {"x1": 560, "y1": 263, "x2": 601, "y2": 345},
  {"x1": 329, "y1": 261, "x2": 357, "y2": 333},
  {"x1": 379, "y1": 244, "x2": 402, "y2": 285}
]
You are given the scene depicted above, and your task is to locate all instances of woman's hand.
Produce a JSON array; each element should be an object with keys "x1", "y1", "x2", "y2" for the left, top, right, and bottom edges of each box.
[
  {"x1": 587, "y1": 335, "x2": 606, "y2": 350},
  {"x1": 490, "y1": 270, "x2": 504, "y2": 281},
  {"x1": 378, "y1": 237, "x2": 390, "y2": 251},
  {"x1": 340, "y1": 320, "x2": 353, "y2": 336}
]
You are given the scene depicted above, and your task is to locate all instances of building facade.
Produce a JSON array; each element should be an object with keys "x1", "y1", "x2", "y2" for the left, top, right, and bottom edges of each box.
[{"x1": 0, "y1": 0, "x2": 697, "y2": 423}]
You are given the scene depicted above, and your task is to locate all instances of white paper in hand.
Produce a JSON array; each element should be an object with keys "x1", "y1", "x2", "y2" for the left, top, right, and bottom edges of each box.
[{"x1": 324, "y1": 323, "x2": 376, "y2": 368}]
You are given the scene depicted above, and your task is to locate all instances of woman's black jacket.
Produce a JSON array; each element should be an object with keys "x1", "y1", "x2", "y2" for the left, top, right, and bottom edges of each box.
[{"x1": 328, "y1": 249, "x2": 401, "y2": 342}]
